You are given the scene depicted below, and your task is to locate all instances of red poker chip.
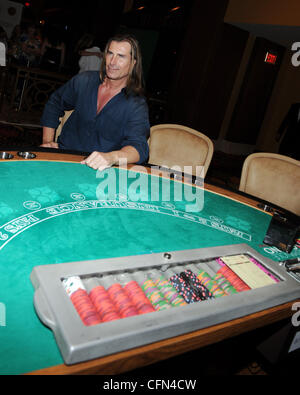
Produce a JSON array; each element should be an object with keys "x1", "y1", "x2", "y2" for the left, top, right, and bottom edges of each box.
[
  {"x1": 108, "y1": 283, "x2": 139, "y2": 318},
  {"x1": 89, "y1": 286, "x2": 122, "y2": 321}
]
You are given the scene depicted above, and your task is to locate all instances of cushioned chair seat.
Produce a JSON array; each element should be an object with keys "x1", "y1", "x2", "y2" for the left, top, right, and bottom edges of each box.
[
  {"x1": 148, "y1": 124, "x2": 214, "y2": 177},
  {"x1": 239, "y1": 152, "x2": 300, "y2": 215}
]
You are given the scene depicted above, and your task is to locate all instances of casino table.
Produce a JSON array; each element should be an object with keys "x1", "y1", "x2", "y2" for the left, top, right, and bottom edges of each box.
[{"x1": 0, "y1": 149, "x2": 299, "y2": 375}]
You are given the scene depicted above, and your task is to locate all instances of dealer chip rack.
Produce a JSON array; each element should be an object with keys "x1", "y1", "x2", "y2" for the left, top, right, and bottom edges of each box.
[{"x1": 30, "y1": 244, "x2": 300, "y2": 365}]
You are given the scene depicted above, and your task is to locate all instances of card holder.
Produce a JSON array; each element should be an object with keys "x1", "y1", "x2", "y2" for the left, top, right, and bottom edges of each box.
[{"x1": 263, "y1": 213, "x2": 300, "y2": 253}]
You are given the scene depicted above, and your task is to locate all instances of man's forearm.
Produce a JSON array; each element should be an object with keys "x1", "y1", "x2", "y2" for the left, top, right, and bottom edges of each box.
[
  {"x1": 81, "y1": 146, "x2": 141, "y2": 171},
  {"x1": 113, "y1": 146, "x2": 140, "y2": 165},
  {"x1": 42, "y1": 127, "x2": 56, "y2": 144}
]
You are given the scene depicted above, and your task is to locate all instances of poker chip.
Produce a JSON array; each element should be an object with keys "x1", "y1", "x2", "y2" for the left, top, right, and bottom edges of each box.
[
  {"x1": 169, "y1": 273, "x2": 201, "y2": 304},
  {"x1": 153, "y1": 275, "x2": 187, "y2": 307},
  {"x1": 107, "y1": 283, "x2": 139, "y2": 318},
  {"x1": 180, "y1": 270, "x2": 214, "y2": 301},
  {"x1": 217, "y1": 265, "x2": 250, "y2": 292},
  {"x1": 124, "y1": 280, "x2": 156, "y2": 314},
  {"x1": 212, "y1": 272, "x2": 238, "y2": 295},
  {"x1": 62, "y1": 276, "x2": 101, "y2": 326},
  {"x1": 196, "y1": 270, "x2": 226, "y2": 298},
  {"x1": 89, "y1": 285, "x2": 121, "y2": 322},
  {"x1": 70, "y1": 289, "x2": 102, "y2": 326},
  {"x1": 140, "y1": 278, "x2": 172, "y2": 310}
]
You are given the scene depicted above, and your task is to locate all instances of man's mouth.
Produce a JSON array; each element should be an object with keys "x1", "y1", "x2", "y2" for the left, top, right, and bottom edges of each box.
[{"x1": 108, "y1": 66, "x2": 118, "y2": 72}]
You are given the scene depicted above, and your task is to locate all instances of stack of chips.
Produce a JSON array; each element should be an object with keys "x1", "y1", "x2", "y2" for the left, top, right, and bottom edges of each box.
[
  {"x1": 169, "y1": 273, "x2": 202, "y2": 303},
  {"x1": 107, "y1": 283, "x2": 139, "y2": 318},
  {"x1": 212, "y1": 272, "x2": 238, "y2": 295},
  {"x1": 140, "y1": 277, "x2": 172, "y2": 311},
  {"x1": 195, "y1": 270, "x2": 226, "y2": 298},
  {"x1": 89, "y1": 285, "x2": 121, "y2": 322},
  {"x1": 217, "y1": 264, "x2": 251, "y2": 292},
  {"x1": 70, "y1": 289, "x2": 102, "y2": 326},
  {"x1": 124, "y1": 280, "x2": 156, "y2": 314},
  {"x1": 180, "y1": 270, "x2": 214, "y2": 300},
  {"x1": 151, "y1": 273, "x2": 187, "y2": 307},
  {"x1": 63, "y1": 276, "x2": 101, "y2": 326}
]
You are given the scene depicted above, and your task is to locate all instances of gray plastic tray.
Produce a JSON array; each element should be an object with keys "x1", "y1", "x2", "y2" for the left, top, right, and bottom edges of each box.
[{"x1": 30, "y1": 244, "x2": 300, "y2": 365}]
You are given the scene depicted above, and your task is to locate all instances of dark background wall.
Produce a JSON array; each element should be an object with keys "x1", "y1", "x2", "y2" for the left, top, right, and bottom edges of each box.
[
  {"x1": 13, "y1": 0, "x2": 296, "y2": 152},
  {"x1": 226, "y1": 37, "x2": 285, "y2": 144},
  {"x1": 167, "y1": 0, "x2": 232, "y2": 135}
]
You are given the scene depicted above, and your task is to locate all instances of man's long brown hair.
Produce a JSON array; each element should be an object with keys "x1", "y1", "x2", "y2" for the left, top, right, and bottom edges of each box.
[{"x1": 99, "y1": 33, "x2": 145, "y2": 96}]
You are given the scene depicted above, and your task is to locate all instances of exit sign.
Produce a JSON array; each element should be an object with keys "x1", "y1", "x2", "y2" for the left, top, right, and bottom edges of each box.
[{"x1": 265, "y1": 52, "x2": 277, "y2": 65}]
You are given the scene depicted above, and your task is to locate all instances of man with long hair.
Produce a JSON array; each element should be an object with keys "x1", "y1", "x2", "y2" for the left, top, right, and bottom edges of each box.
[{"x1": 41, "y1": 34, "x2": 149, "y2": 170}]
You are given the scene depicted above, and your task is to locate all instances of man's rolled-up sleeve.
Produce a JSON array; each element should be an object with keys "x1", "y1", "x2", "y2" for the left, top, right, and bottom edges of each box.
[{"x1": 40, "y1": 77, "x2": 77, "y2": 129}]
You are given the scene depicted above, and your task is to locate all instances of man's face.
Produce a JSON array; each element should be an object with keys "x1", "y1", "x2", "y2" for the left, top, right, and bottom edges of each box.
[{"x1": 105, "y1": 40, "x2": 134, "y2": 82}]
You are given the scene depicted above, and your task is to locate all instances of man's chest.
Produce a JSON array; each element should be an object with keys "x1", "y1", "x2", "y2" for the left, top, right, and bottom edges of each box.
[{"x1": 97, "y1": 85, "x2": 120, "y2": 113}]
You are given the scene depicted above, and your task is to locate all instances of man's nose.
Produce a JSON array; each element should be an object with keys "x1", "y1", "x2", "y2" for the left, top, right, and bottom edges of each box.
[{"x1": 110, "y1": 55, "x2": 117, "y2": 65}]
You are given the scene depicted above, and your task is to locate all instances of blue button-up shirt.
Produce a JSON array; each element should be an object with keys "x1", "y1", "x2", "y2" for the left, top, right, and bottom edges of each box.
[{"x1": 40, "y1": 71, "x2": 150, "y2": 164}]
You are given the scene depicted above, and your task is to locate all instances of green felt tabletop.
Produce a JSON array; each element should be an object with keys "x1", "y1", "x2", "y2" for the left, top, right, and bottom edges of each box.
[{"x1": 0, "y1": 161, "x2": 299, "y2": 374}]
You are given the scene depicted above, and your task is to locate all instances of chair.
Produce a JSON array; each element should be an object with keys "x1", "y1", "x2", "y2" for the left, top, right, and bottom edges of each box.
[
  {"x1": 239, "y1": 152, "x2": 300, "y2": 215},
  {"x1": 148, "y1": 124, "x2": 214, "y2": 177},
  {"x1": 55, "y1": 110, "x2": 73, "y2": 141}
]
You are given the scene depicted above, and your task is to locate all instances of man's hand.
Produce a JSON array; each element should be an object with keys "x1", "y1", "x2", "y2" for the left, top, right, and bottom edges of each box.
[
  {"x1": 81, "y1": 147, "x2": 140, "y2": 171},
  {"x1": 81, "y1": 151, "x2": 116, "y2": 171},
  {"x1": 40, "y1": 142, "x2": 59, "y2": 148}
]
